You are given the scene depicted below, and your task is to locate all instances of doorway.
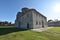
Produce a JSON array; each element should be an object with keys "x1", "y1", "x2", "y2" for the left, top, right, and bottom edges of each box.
[
  {"x1": 18, "y1": 22, "x2": 21, "y2": 27},
  {"x1": 42, "y1": 21, "x2": 44, "y2": 28},
  {"x1": 27, "y1": 23, "x2": 29, "y2": 29}
]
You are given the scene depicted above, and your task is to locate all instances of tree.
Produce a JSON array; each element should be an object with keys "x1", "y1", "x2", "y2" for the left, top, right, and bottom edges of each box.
[
  {"x1": 4, "y1": 21, "x2": 8, "y2": 24},
  {"x1": 48, "y1": 20, "x2": 53, "y2": 22}
]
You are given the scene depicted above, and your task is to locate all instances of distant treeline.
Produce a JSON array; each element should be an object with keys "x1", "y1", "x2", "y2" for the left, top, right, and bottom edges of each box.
[{"x1": 0, "y1": 21, "x2": 14, "y2": 26}]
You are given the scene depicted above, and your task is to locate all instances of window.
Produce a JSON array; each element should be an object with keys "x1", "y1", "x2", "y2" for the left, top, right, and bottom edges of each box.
[
  {"x1": 36, "y1": 13, "x2": 38, "y2": 16},
  {"x1": 18, "y1": 22, "x2": 21, "y2": 27},
  {"x1": 39, "y1": 22, "x2": 41, "y2": 25},
  {"x1": 36, "y1": 21, "x2": 38, "y2": 25},
  {"x1": 45, "y1": 23, "x2": 47, "y2": 25},
  {"x1": 27, "y1": 14, "x2": 29, "y2": 17},
  {"x1": 23, "y1": 16, "x2": 24, "y2": 19}
]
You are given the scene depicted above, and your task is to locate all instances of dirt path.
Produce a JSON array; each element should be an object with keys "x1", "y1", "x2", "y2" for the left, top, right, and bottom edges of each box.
[{"x1": 31, "y1": 27, "x2": 53, "y2": 32}]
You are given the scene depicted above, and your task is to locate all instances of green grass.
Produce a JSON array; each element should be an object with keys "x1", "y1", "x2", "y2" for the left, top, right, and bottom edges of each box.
[
  {"x1": 0, "y1": 26, "x2": 13, "y2": 28},
  {"x1": 0, "y1": 26, "x2": 60, "y2": 40},
  {"x1": 44, "y1": 27, "x2": 60, "y2": 34}
]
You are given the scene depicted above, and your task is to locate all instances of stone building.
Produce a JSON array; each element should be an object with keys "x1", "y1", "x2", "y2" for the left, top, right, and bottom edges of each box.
[
  {"x1": 15, "y1": 8, "x2": 47, "y2": 29},
  {"x1": 48, "y1": 21, "x2": 60, "y2": 27}
]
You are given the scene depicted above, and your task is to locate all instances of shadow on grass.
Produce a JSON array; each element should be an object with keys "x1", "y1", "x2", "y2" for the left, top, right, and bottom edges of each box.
[{"x1": 0, "y1": 27, "x2": 28, "y2": 36}]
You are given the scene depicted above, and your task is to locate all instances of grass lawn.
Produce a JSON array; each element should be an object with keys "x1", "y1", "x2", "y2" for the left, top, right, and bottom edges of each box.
[{"x1": 0, "y1": 26, "x2": 60, "y2": 40}]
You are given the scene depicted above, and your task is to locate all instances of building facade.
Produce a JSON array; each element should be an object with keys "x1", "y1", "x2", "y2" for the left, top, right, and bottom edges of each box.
[
  {"x1": 48, "y1": 21, "x2": 60, "y2": 27},
  {"x1": 15, "y1": 8, "x2": 47, "y2": 29}
]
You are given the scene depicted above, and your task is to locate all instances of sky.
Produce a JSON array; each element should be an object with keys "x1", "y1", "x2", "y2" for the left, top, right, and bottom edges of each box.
[{"x1": 0, "y1": 0, "x2": 60, "y2": 23}]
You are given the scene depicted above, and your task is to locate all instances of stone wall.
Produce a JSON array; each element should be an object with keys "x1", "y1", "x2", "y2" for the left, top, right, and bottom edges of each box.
[
  {"x1": 32, "y1": 10, "x2": 47, "y2": 28},
  {"x1": 15, "y1": 8, "x2": 47, "y2": 29}
]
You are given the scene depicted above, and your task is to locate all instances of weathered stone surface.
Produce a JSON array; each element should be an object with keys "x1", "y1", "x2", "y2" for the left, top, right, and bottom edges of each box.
[{"x1": 15, "y1": 8, "x2": 47, "y2": 29}]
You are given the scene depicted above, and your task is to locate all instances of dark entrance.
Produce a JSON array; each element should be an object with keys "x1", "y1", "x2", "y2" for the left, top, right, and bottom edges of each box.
[
  {"x1": 27, "y1": 23, "x2": 29, "y2": 29},
  {"x1": 42, "y1": 21, "x2": 44, "y2": 28},
  {"x1": 19, "y1": 22, "x2": 21, "y2": 27}
]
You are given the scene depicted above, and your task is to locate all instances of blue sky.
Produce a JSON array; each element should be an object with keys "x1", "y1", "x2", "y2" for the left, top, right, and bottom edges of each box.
[{"x1": 0, "y1": 0, "x2": 60, "y2": 23}]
